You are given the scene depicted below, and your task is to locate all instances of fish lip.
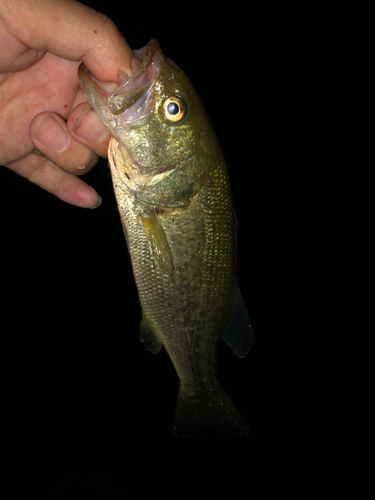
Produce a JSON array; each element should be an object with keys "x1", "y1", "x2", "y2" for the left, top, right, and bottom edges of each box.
[
  {"x1": 78, "y1": 39, "x2": 162, "y2": 125},
  {"x1": 107, "y1": 39, "x2": 161, "y2": 115}
]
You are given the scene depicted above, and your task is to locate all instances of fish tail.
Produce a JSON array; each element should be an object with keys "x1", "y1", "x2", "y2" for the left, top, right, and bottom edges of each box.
[{"x1": 173, "y1": 385, "x2": 252, "y2": 438}]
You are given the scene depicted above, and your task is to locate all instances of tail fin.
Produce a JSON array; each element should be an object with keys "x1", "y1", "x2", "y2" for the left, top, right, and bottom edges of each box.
[{"x1": 172, "y1": 385, "x2": 252, "y2": 438}]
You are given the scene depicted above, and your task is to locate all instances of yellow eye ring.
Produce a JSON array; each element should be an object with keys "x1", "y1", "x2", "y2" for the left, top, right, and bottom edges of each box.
[{"x1": 162, "y1": 96, "x2": 186, "y2": 122}]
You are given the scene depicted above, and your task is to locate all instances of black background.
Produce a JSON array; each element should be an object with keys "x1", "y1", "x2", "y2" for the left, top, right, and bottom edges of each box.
[{"x1": 1, "y1": 1, "x2": 374, "y2": 498}]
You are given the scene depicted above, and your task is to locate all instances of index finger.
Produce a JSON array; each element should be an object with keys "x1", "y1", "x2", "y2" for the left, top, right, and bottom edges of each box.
[{"x1": 1, "y1": 0, "x2": 133, "y2": 81}]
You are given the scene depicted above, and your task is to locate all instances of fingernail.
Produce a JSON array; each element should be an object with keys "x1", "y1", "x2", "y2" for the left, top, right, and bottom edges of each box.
[
  {"x1": 90, "y1": 196, "x2": 102, "y2": 209},
  {"x1": 74, "y1": 106, "x2": 108, "y2": 143},
  {"x1": 131, "y1": 54, "x2": 142, "y2": 73},
  {"x1": 35, "y1": 115, "x2": 70, "y2": 151}
]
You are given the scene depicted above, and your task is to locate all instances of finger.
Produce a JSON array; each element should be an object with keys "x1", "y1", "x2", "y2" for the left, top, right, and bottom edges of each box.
[
  {"x1": 1, "y1": 0, "x2": 134, "y2": 81},
  {"x1": 29, "y1": 112, "x2": 101, "y2": 175},
  {"x1": 67, "y1": 102, "x2": 110, "y2": 159},
  {"x1": 5, "y1": 152, "x2": 101, "y2": 209}
]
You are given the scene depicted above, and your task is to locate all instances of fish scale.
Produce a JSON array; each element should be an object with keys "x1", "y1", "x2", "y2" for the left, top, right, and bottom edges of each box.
[{"x1": 79, "y1": 38, "x2": 254, "y2": 437}]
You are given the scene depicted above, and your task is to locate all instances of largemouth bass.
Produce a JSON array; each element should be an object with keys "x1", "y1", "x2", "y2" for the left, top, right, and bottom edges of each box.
[{"x1": 78, "y1": 39, "x2": 254, "y2": 437}]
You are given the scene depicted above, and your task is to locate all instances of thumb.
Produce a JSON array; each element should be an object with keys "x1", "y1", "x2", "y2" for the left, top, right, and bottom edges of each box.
[{"x1": 0, "y1": 0, "x2": 133, "y2": 81}]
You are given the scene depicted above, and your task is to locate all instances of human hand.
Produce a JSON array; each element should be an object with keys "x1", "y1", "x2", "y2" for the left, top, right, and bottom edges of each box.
[{"x1": 0, "y1": 0, "x2": 135, "y2": 208}]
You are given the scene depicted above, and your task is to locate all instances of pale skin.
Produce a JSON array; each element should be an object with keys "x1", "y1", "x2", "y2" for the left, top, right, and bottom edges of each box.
[{"x1": 0, "y1": 0, "x2": 138, "y2": 208}]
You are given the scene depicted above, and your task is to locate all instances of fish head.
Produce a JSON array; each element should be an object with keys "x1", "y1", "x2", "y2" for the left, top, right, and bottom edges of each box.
[{"x1": 78, "y1": 39, "x2": 219, "y2": 208}]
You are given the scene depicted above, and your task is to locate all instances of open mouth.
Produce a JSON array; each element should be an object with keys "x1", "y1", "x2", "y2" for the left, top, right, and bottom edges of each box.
[{"x1": 78, "y1": 39, "x2": 162, "y2": 126}]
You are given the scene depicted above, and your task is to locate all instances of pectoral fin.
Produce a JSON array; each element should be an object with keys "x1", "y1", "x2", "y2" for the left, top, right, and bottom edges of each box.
[
  {"x1": 140, "y1": 316, "x2": 162, "y2": 354},
  {"x1": 140, "y1": 211, "x2": 174, "y2": 277},
  {"x1": 223, "y1": 286, "x2": 255, "y2": 358}
]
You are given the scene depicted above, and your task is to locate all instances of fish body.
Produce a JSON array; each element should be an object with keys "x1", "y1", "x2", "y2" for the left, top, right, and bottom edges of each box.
[{"x1": 78, "y1": 39, "x2": 254, "y2": 437}]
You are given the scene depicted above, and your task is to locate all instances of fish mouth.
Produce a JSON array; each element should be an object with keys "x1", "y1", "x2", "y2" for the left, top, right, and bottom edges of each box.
[
  {"x1": 79, "y1": 39, "x2": 183, "y2": 191},
  {"x1": 78, "y1": 39, "x2": 162, "y2": 129}
]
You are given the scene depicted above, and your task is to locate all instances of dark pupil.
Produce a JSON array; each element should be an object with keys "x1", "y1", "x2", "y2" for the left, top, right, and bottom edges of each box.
[{"x1": 167, "y1": 102, "x2": 179, "y2": 115}]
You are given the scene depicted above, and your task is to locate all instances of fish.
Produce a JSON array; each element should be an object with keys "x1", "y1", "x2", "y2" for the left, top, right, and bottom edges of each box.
[{"x1": 78, "y1": 39, "x2": 254, "y2": 437}]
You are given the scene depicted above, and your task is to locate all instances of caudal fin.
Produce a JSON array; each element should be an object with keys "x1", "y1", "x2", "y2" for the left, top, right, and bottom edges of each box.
[{"x1": 172, "y1": 385, "x2": 252, "y2": 438}]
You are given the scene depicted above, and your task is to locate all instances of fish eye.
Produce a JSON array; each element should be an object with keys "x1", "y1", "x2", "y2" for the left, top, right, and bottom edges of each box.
[{"x1": 162, "y1": 96, "x2": 186, "y2": 122}]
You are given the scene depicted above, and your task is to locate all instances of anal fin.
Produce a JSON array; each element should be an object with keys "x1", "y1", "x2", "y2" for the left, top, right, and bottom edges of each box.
[
  {"x1": 223, "y1": 286, "x2": 255, "y2": 358},
  {"x1": 140, "y1": 316, "x2": 162, "y2": 354}
]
